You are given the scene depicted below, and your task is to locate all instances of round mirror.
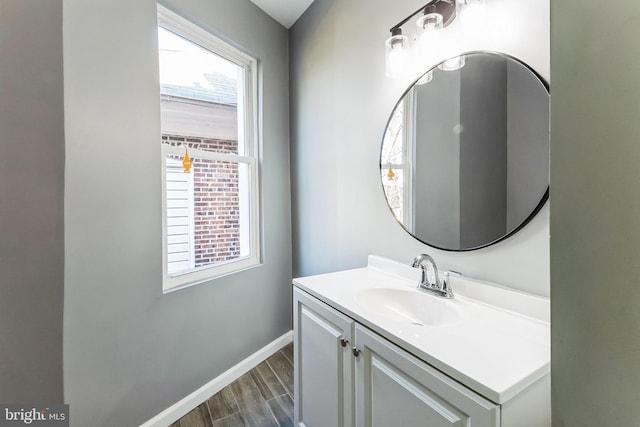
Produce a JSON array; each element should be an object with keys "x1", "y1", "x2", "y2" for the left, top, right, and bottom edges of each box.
[{"x1": 380, "y1": 52, "x2": 549, "y2": 251}]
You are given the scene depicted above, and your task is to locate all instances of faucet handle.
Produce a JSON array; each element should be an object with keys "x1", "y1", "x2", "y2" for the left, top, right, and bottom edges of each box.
[{"x1": 441, "y1": 270, "x2": 460, "y2": 298}]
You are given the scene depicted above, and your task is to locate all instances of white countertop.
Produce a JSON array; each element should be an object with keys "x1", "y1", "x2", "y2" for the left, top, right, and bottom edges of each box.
[{"x1": 292, "y1": 255, "x2": 550, "y2": 404}]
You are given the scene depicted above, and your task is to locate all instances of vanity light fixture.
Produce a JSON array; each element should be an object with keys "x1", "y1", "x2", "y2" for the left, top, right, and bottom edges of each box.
[
  {"x1": 417, "y1": 0, "x2": 456, "y2": 32},
  {"x1": 384, "y1": 0, "x2": 485, "y2": 78},
  {"x1": 384, "y1": 28, "x2": 409, "y2": 79}
]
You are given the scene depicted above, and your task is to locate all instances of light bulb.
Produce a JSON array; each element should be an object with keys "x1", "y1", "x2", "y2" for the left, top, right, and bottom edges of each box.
[
  {"x1": 385, "y1": 30, "x2": 409, "y2": 79},
  {"x1": 415, "y1": 12, "x2": 443, "y2": 60},
  {"x1": 416, "y1": 12, "x2": 443, "y2": 39}
]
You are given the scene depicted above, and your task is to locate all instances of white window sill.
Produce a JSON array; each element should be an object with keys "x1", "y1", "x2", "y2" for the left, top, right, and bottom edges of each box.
[{"x1": 162, "y1": 256, "x2": 261, "y2": 294}]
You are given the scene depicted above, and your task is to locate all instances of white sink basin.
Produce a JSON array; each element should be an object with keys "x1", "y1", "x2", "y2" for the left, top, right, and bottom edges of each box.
[
  {"x1": 293, "y1": 255, "x2": 551, "y2": 403},
  {"x1": 355, "y1": 287, "x2": 461, "y2": 326}
]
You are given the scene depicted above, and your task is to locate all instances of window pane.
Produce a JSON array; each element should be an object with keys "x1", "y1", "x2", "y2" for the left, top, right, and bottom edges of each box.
[
  {"x1": 158, "y1": 27, "x2": 243, "y2": 154},
  {"x1": 381, "y1": 102, "x2": 404, "y2": 165},
  {"x1": 381, "y1": 168, "x2": 404, "y2": 223},
  {"x1": 380, "y1": 102, "x2": 405, "y2": 223},
  {"x1": 165, "y1": 153, "x2": 252, "y2": 275},
  {"x1": 193, "y1": 157, "x2": 243, "y2": 269}
]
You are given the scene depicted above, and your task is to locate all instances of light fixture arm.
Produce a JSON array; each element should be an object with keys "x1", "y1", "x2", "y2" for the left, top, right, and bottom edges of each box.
[{"x1": 389, "y1": 0, "x2": 457, "y2": 34}]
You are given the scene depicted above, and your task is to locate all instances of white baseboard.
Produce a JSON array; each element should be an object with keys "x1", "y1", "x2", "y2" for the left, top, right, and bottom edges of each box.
[{"x1": 140, "y1": 330, "x2": 293, "y2": 427}]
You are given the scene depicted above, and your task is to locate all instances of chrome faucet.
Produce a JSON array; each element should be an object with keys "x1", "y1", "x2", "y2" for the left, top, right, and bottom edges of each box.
[{"x1": 410, "y1": 254, "x2": 454, "y2": 299}]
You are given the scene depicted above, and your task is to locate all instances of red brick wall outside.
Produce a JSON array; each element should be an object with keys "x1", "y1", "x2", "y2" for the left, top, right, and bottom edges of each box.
[{"x1": 163, "y1": 135, "x2": 240, "y2": 267}]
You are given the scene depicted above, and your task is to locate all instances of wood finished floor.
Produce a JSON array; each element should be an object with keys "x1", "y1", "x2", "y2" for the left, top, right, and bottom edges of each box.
[{"x1": 170, "y1": 343, "x2": 294, "y2": 427}]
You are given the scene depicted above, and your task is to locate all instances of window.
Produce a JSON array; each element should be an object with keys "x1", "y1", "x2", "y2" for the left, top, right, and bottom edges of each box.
[
  {"x1": 380, "y1": 91, "x2": 414, "y2": 230},
  {"x1": 158, "y1": 5, "x2": 260, "y2": 292}
]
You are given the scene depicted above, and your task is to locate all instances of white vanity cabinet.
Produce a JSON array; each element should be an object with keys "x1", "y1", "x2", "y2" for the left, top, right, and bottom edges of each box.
[
  {"x1": 294, "y1": 287, "x2": 499, "y2": 427},
  {"x1": 354, "y1": 323, "x2": 499, "y2": 427},
  {"x1": 294, "y1": 287, "x2": 354, "y2": 427}
]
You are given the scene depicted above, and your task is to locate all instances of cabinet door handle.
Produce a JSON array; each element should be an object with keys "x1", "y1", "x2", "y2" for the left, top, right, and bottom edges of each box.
[
  {"x1": 352, "y1": 347, "x2": 361, "y2": 357},
  {"x1": 340, "y1": 338, "x2": 349, "y2": 347}
]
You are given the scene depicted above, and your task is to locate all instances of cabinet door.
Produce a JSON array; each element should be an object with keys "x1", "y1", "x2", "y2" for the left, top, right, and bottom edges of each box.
[
  {"x1": 354, "y1": 325, "x2": 499, "y2": 427},
  {"x1": 293, "y1": 288, "x2": 354, "y2": 427}
]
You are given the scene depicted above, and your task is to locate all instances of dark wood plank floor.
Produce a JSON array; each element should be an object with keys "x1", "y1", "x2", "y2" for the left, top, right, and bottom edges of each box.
[{"x1": 170, "y1": 343, "x2": 294, "y2": 427}]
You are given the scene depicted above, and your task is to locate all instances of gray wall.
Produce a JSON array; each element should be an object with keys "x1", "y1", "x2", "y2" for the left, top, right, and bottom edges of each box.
[
  {"x1": 290, "y1": 0, "x2": 550, "y2": 297},
  {"x1": 0, "y1": 0, "x2": 64, "y2": 403},
  {"x1": 459, "y1": 56, "x2": 507, "y2": 248},
  {"x1": 506, "y1": 60, "x2": 549, "y2": 231},
  {"x1": 414, "y1": 72, "x2": 461, "y2": 248},
  {"x1": 63, "y1": 0, "x2": 291, "y2": 425},
  {"x1": 551, "y1": 1, "x2": 640, "y2": 425}
]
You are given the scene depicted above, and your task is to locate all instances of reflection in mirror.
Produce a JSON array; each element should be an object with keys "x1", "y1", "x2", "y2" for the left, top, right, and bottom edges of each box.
[{"x1": 381, "y1": 52, "x2": 549, "y2": 251}]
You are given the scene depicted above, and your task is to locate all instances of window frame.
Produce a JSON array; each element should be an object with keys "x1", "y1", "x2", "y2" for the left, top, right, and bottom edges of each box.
[{"x1": 158, "y1": 5, "x2": 261, "y2": 292}]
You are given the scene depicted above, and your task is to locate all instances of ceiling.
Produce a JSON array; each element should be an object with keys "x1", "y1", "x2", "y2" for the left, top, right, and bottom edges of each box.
[{"x1": 250, "y1": 0, "x2": 315, "y2": 28}]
